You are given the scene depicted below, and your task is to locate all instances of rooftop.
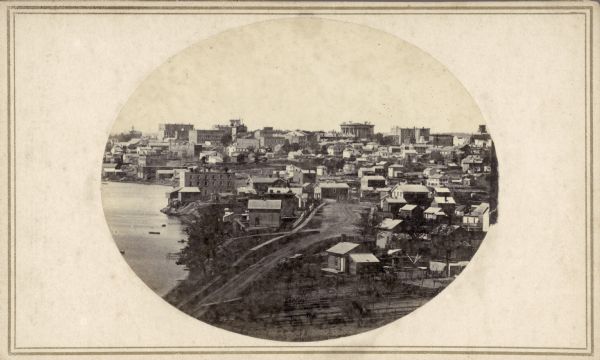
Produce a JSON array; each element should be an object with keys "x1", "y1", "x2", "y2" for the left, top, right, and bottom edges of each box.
[
  {"x1": 470, "y1": 202, "x2": 490, "y2": 216},
  {"x1": 378, "y1": 219, "x2": 404, "y2": 230},
  {"x1": 394, "y1": 184, "x2": 430, "y2": 193},
  {"x1": 251, "y1": 177, "x2": 282, "y2": 184},
  {"x1": 400, "y1": 204, "x2": 418, "y2": 211},
  {"x1": 178, "y1": 187, "x2": 201, "y2": 193},
  {"x1": 248, "y1": 199, "x2": 282, "y2": 210},
  {"x1": 385, "y1": 197, "x2": 407, "y2": 204},
  {"x1": 424, "y1": 207, "x2": 446, "y2": 215},
  {"x1": 349, "y1": 253, "x2": 380, "y2": 263},
  {"x1": 326, "y1": 242, "x2": 360, "y2": 255},
  {"x1": 319, "y1": 182, "x2": 350, "y2": 189},
  {"x1": 362, "y1": 175, "x2": 386, "y2": 180}
]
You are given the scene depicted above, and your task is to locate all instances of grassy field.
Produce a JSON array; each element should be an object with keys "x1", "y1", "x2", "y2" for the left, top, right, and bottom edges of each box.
[{"x1": 197, "y1": 235, "x2": 440, "y2": 342}]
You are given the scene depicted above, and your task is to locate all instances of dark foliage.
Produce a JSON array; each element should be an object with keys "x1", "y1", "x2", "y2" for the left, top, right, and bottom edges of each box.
[{"x1": 177, "y1": 205, "x2": 226, "y2": 276}]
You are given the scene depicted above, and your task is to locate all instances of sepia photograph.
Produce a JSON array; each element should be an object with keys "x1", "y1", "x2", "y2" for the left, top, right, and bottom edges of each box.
[{"x1": 101, "y1": 17, "x2": 498, "y2": 342}]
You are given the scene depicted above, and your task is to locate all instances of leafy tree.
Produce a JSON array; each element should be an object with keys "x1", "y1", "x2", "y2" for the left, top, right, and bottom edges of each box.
[
  {"x1": 177, "y1": 206, "x2": 225, "y2": 277},
  {"x1": 324, "y1": 158, "x2": 344, "y2": 173},
  {"x1": 220, "y1": 134, "x2": 232, "y2": 147},
  {"x1": 307, "y1": 136, "x2": 320, "y2": 154},
  {"x1": 358, "y1": 210, "x2": 376, "y2": 236},
  {"x1": 374, "y1": 133, "x2": 396, "y2": 146},
  {"x1": 111, "y1": 132, "x2": 133, "y2": 143}
]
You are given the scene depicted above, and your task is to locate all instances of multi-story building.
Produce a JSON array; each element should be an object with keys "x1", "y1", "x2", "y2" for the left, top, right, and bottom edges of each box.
[
  {"x1": 228, "y1": 119, "x2": 247, "y2": 140},
  {"x1": 236, "y1": 138, "x2": 260, "y2": 150},
  {"x1": 391, "y1": 127, "x2": 430, "y2": 144},
  {"x1": 174, "y1": 169, "x2": 236, "y2": 201},
  {"x1": 315, "y1": 182, "x2": 350, "y2": 200},
  {"x1": 340, "y1": 122, "x2": 375, "y2": 139},
  {"x1": 159, "y1": 123, "x2": 194, "y2": 140},
  {"x1": 261, "y1": 135, "x2": 287, "y2": 149},
  {"x1": 189, "y1": 129, "x2": 228, "y2": 144},
  {"x1": 430, "y1": 134, "x2": 455, "y2": 147},
  {"x1": 284, "y1": 130, "x2": 308, "y2": 145}
]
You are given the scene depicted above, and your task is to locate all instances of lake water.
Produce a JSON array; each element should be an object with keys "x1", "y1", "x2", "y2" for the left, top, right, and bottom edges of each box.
[{"x1": 101, "y1": 182, "x2": 188, "y2": 296}]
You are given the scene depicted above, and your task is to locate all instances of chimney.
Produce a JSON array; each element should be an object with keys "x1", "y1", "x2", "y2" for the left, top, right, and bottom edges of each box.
[{"x1": 478, "y1": 125, "x2": 487, "y2": 134}]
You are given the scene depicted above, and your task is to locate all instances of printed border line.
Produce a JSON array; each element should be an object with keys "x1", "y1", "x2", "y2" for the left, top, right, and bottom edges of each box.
[
  {"x1": 5, "y1": 4, "x2": 594, "y2": 356},
  {"x1": 6, "y1": 4, "x2": 11, "y2": 358},
  {"x1": 8, "y1": 11, "x2": 593, "y2": 15},
  {"x1": 4, "y1": 4, "x2": 598, "y2": 11}
]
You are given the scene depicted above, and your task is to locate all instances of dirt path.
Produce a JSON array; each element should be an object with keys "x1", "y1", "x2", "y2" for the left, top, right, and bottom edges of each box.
[{"x1": 190, "y1": 200, "x2": 369, "y2": 316}]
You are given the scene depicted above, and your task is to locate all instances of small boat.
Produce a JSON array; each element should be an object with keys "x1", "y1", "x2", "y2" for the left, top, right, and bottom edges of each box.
[
  {"x1": 119, "y1": 250, "x2": 125, "y2": 255},
  {"x1": 149, "y1": 231, "x2": 160, "y2": 235},
  {"x1": 161, "y1": 224, "x2": 166, "y2": 227},
  {"x1": 178, "y1": 239, "x2": 185, "y2": 243}
]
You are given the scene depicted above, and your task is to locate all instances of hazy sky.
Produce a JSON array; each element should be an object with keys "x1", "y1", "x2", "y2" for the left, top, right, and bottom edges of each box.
[{"x1": 112, "y1": 17, "x2": 485, "y2": 135}]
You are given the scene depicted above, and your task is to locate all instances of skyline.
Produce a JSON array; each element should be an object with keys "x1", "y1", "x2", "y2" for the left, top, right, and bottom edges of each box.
[
  {"x1": 111, "y1": 17, "x2": 485, "y2": 135},
  {"x1": 112, "y1": 120, "x2": 480, "y2": 137}
]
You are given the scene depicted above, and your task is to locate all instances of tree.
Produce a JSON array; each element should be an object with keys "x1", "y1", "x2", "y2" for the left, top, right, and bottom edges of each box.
[
  {"x1": 281, "y1": 139, "x2": 292, "y2": 154},
  {"x1": 236, "y1": 153, "x2": 247, "y2": 164},
  {"x1": 111, "y1": 132, "x2": 133, "y2": 143},
  {"x1": 307, "y1": 136, "x2": 320, "y2": 154},
  {"x1": 374, "y1": 133, "x2": 395, "y2": 146},
  {"x1": 358, "y1": 210, "x2": 375, "y2": 236},
  {"x1": 177, "y1": 205, "x2": 225, "y2": 277},
  {"x1": 220, "y1": 134, "x2": 232, "y2": 147}
]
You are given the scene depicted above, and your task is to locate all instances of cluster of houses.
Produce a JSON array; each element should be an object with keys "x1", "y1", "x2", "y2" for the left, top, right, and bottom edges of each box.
[{"x1": 103, "y1": 121, "x2": 496, "y2": 278}]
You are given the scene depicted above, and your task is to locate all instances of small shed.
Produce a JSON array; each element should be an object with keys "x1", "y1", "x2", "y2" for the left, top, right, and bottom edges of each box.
[
  {"x1": 324, "y1": 242, "x2": 361, "y2": 273},
  {"x1": 424, "y1": 206, "x2": 447, "y2": 221},
  {"x1": 348, "y1": 253, "x2": 381, "y2": 275},
  {"x1": 376, "y1": 219, "x2": 405, "y2": 249},
  {"x1": 399, "y1": 204, "x2": 422, "y2": 221},
  {"x1": 247, "y1": 199, "x2": 282, "y2": 228},
  {"x1": 168, "y1": 186, "x2": 202, "y2": 204}
]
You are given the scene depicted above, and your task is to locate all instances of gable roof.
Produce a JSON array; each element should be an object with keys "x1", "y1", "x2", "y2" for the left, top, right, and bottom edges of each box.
[
  {"x1": 424, "y1": 206, "x2": 444, "y2": 215},
  {"x1": 378, "y1": 219, "x2": 404, "y2": 230},
  {"x1": 319, "y1": 182, "x2": 350, "y2": 189},
  {"x1": 384, "y1": 197, "x2": 407, "y2": 204},
  {"x1": 400, "y1": 204, "x2": 418, "y2": 211},
  {"x1": 247, "y1": 199, "x2": 282, "y2": 210},
  {"x1": 349, "y1": 253, "x2": 380, "y2": 263},
  {"x1": 326, "y1": 242, "x2": 360, "y2": 255}
]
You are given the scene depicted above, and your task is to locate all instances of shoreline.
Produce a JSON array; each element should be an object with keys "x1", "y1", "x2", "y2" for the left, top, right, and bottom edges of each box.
[
  {"x1": 102, "y1": 181, "x2": 189, "y2": 296},
  {"x1": 102, "y1": 178, "x2": 176, "y2": 187}
]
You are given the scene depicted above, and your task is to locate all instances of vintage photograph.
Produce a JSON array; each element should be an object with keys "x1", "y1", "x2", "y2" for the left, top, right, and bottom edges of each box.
[{"x1": 100, "y1": 17, "x2": 499, "y2": 341}]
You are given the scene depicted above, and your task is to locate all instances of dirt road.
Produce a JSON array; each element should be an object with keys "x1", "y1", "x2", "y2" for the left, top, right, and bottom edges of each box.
[{"x1": 190, "y1": 200, "x2": 369, "y2": 316}]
